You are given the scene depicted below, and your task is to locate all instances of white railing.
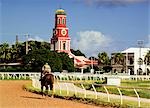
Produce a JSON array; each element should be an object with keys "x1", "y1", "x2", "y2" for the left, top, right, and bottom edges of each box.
[
  {"x1": 32, "y1": 76, "x2": 150, "y2": 108},
  {"x1": 0, "y1": 72, "x2": 150, "y2": 81},
  {"x1": 0, "y1": 72, "x2": 149, "y2": 107},
  {"x1": 54, "y1": 73, "x2": 150, "y2": 81},
  {"x1": 0, "y1": 72, "x2": 40, "y2": 80}
]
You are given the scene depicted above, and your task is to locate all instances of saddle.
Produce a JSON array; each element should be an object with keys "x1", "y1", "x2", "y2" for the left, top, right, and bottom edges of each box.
[{"x1": 39, "y1": 72, "x2": 52, "y2": 81}]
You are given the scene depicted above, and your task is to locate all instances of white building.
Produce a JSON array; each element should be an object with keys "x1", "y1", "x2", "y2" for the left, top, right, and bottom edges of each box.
[
  {"x1": 122, "y1": 47, "x2": 150, "y2": 75},
  {"x1": 111, "y1": 47, "x2": 150, "y2": 75}
]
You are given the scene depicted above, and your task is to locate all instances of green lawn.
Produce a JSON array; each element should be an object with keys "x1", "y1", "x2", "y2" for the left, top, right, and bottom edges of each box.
[
  {"x1": 75, "y1": 80, "x2": 150, "y2": 99},
  {"x1": 24, "y1": 82, "x2": 150, "y2": 108}
]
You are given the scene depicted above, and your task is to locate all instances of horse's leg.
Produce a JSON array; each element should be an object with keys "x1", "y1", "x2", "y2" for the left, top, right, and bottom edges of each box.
[
  {"x1": 41, "y1": 85, "x2": 44, "y2": 97},
  {"x1": 45, "y1": 85, "x2": 49, "y2": 97},
  {"x1": 50, "y1": 83, "x2": 54, "y2": 98}
]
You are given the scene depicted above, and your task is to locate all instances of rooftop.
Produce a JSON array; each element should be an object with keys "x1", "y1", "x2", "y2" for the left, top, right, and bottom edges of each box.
[{"x1": 55, "y1": 8, "x2": 66, "y2": 15}]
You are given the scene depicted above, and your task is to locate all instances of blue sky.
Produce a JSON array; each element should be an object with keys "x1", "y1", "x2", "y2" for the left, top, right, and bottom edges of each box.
[{"x1": 1, "y1": 0, "x2": 150, "y2": 57}]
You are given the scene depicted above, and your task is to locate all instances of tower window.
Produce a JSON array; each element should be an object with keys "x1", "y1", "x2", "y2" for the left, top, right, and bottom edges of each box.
[
  {"x1": 57, "y1": 18, "x2": 61, "y2": 24},
  {"x1": 63, "y1": 42, "x2": 66, "y2": 50},
  {"x1": 62, "y1": 18, "x2": 65, "y2": 24}
]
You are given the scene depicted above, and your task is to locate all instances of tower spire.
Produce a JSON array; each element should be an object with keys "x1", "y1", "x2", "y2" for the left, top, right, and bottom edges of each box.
[{"x1": 51, "y1": 8, "x2": 70, "y2": 53}]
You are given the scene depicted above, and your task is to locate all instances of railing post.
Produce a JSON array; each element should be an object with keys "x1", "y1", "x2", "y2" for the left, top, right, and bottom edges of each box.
[
  {"x1": 53, "y1": 75, "x2": 56, "y2": 93},
  {"x1": 134, "y1": 88, "x2": 140, "y2": 107},
  {"x1": 73, "y1": 83, "x2": 77, "y2": 96},
  {"x1": 57, "y1": 81, "x2": 62, "y2": 95},
  {"x1": 81, "y1": 84, "x2": 86, "y2": 98},
  {"x1": 65, "y1": 83, "x2": 69, "y2": 96},
  {"x1": 104, "y1": 86, "x2": 110, "y2": 102},
  {"x1": 2, "y1": 73, "x2": 4, "y2": 79},
  {"x1": 7, "y1": 74, "x2": 9, "y2": 79},
  {"x1": 117, "y1": 87, "x2": 123, "y2": 105},
  {"x1": 92, "y1": 84, "x2": 97, "y2": 99}
]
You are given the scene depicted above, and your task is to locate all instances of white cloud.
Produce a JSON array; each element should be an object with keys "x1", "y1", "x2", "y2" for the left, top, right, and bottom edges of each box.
[
  {"x1": 28, "y1": 36, "x2": 44, "y2": 42},
  {"x1": 146, "y1": 35, "x2": 150, "y2": 47},
  {"x1": 72, "y1": 30, "x2": 112, "y2": 57},
  {"x1": 79, "y1": 0, "x2": 148, "y2": 7}
]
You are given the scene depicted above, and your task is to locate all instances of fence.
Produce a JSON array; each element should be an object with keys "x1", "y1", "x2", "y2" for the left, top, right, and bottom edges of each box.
[
  {"x1": 0, "y1": 72, "x2": 150, "y2": 107},
  {"x1": 0, "y1": 72, "x2": 40, "y2": 80},
  {"x1": 54, "y1": 73, "x2": 150, "y2": 81},
  {"x1": 0, "y1": 72, "x2": 150, "y2": 81},
  {"x1": 32, "y1": 75, "x2": 150, "y2": 108}
]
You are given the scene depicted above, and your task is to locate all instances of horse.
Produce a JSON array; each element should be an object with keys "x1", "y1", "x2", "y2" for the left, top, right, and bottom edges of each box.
[{"x1": 40, "y1": 73, "x2": 54, "y2": 98}]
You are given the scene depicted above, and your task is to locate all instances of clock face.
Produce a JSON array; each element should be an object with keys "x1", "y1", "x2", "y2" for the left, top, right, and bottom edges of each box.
[{"x1": 61, "y1": 29, "x2": 67, "y2": 36}]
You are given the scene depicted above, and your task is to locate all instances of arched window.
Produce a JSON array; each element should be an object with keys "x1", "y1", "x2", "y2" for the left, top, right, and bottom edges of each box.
[
  {"x1": 57, "y1": 18, "x2": 61, "y2": 24},
  {"x1": 62, "y1": 18, "x2": 65, "y2": 24},
  {"x1": 63, "y1": 42, "x2": 66, "y2": 50},
  {"x1": 65, "y1": 19, "x2": 66, "y2": 24}
]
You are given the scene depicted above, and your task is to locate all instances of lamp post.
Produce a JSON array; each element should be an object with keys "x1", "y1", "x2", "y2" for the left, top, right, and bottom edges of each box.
[
  {"x1": 145, "y1": 57, "x2": 147, "y2": 76},
  {"x1": 25, "y1": 34, "x2": 29, "y2": 54},
  {"x1": 137, "y1": 40, "x2": 143, "y2": 75}
]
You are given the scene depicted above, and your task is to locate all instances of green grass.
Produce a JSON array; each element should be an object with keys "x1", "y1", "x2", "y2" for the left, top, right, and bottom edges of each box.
[
  {"x1": 121, "y1": 80, "x2": 150, "y2": 88},
  {"x1": 75, "y1": 80, "x2": 150, "y2": 99},
  {"x1": 24, "y1": 82, "x2": 150, "y2": 108}
]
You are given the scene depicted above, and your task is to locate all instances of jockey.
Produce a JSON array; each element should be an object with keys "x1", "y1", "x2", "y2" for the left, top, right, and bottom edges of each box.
[
  {"x1": 40, "y1": 63, "x2": 51, "y2": 81},
  {"x1": 42, "y1": 63, "x2": 51, "y2": 75}
]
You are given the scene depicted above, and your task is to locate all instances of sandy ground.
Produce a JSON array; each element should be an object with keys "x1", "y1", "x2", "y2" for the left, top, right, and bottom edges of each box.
[{"x1": 0, "y1": 80, "x2": 104, "y2": 108}]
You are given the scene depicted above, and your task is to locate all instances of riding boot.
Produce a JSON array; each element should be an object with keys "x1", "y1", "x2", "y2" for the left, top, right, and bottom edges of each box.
[{"x1": 39, "y1": 77, "x2": 43, "y2": 81}]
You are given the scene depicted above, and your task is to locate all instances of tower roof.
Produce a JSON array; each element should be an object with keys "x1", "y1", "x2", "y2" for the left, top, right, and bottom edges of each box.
[{"x1": 55, "y1": 8, "x2": 66, "y2": 15}]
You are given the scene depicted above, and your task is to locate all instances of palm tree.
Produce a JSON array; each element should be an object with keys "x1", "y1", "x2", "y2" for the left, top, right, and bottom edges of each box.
[
  {"x1": 113, "y1": 53, "x2": 124, "y2": 65},
  {"x1": 0, "y1": 43, "x2": 10, "y2": 63},
  {"x1": 98, "y1": 52, "x2": 109, "y2": 65},
  {"x1": 144, "y1": 51, "x2": 150, "y2": 65},
  {"x1": 10, "y1": 45, "x2": 18, "y2": 62},
  {"x1": 98, "y1": 52, "x2": 110, "y2": 70}
]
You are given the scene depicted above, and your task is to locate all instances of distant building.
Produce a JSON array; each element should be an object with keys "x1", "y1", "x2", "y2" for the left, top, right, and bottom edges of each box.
[
  {"x1": 111, "y1": 47, "x2": 150, "y2": 75},
  {"x1": 50, "y1": 8, "x2": 98, "y2": 71}
]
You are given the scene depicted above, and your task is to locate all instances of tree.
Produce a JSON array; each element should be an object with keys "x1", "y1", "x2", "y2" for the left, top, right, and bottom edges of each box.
[
  {"x1": 22, "y1": 49, "x2": 62, "y2": 72},
  {"x1": 0, "y1": 43, "x2": 11, "y2": 63},
  {"x1": 98, "y1": 52, "x2": 110, "y2": 71},
  {"x1": 10, "y1": 44, "x2": 18, "y2": 62},
  {"x1": 58, "y1": 52, "x2": 75, "y2": 72},
  {"x1": 71, "y1": 49, "x2": 86, "y2": 57},
  {"x1": 28, "y1": 41, "x2": 50, "y2": 51},
  {"x1": 98, "y1": 52, "x2": 110, "y2": 65},
  {"x1": 144, "y1": 51, "x2": 150, "y2": 65},
  {"x1": 113, "y1": 53, "x2": 124, "y2": 65}
]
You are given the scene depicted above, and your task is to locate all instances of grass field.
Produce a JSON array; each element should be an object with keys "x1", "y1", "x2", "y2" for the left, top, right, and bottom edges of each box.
[
  {"x1": 75, "y1": 80, "x2": 150, "y2": 99},
  {"x1": 24, "y1": 81, "x2": 150, "y2": 108}
]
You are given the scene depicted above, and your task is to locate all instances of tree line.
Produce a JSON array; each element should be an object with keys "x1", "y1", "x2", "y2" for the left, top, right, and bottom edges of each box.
[{"x1": 0, "y1": 41, "x2": 150, "y2": 73}]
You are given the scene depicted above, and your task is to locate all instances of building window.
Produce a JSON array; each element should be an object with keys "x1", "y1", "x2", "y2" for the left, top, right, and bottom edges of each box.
[
  {"x1": 63, "y1": 42, "x2": 66, "y2": 50},
  {"x1": 129, "y1": 58, "x2": 134, "y2": 65},
  {"x1": 57, "y1": 18, "x2": 61, "y2": 24},
  {"x1": 62, "y1": 18, "x2": 65, "y2": 24}
]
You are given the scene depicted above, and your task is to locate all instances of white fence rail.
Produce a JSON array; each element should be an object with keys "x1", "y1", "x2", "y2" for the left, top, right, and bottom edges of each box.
[
  {"x1": 32, "y1": 76, "x2": 150, "y2": 108},
  {"x1": 0, "y1": 72, "x2": 150, "y2": 80},
  {"x1": 0, "y1": 72, "x2": 40, "y2": 80}
]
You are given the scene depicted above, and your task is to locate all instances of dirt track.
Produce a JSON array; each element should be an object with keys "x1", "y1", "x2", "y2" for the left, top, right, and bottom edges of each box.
[{"x1": 0, "y1": 80, "x2": 104, "y2": 108}]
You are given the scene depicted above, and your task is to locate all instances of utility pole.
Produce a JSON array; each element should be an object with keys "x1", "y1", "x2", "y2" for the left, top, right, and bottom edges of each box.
[
  {"x1": 126, "y1": 51, "x2": 128, "y2": 74},
  {"x1": 145, "y1": 57, "x2": 148, "y2": 76},
  {"x1": 16, "y1": 35, "x2": 19, "y2": 45},
  {"x1": 25, "y1": 34, "x2": 29, "y2": 54},
  {"x1": 137, "y1": 40, "x2": 144, "y2": 75},
  {"x1": 90, "y1": 57, "x2": 94, "y2": 74}
]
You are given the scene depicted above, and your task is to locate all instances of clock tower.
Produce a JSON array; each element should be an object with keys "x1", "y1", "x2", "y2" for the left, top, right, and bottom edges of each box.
[{"x1": 51, "y1": 8, "x2": 71, "y2": 53}]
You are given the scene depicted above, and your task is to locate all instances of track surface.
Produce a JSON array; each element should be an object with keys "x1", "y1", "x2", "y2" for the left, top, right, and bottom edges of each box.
[{"x1": 0, "y1": 80, "x2": 103, "y2": 108}]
